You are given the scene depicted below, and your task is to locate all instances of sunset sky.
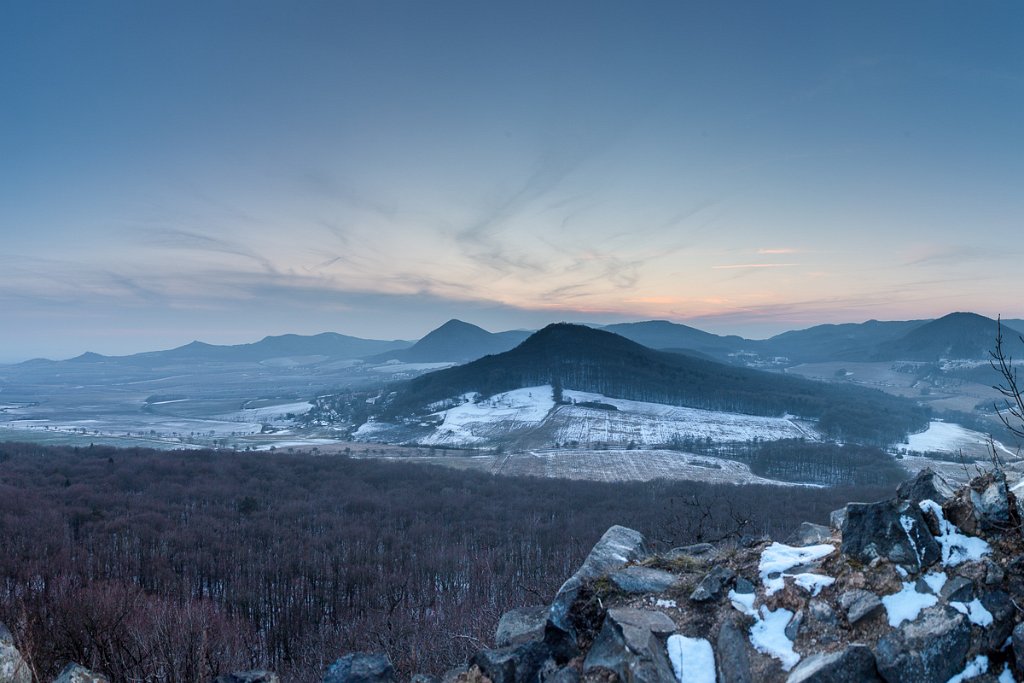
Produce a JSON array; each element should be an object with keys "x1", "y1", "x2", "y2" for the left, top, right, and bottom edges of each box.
[{"x1": 2, "y1": 1, "x2": 1023, "y2": 361}]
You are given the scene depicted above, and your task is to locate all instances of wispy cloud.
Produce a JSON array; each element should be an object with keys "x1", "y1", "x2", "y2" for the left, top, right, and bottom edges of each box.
[
  {"x1": 757, "y1": 248, "x2": 800, "y2": 255},
  {"x1": 712, "y1": 263, "x2": 800, "y2": 270}
]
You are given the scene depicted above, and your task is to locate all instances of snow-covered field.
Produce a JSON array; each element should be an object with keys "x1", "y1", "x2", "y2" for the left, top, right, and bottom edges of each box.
[
  {"x1": 905, "y1": 420, "x2": 1016, "y2": 458},
  {"x1": 376, "y1": 385, "x2": 815, "y2": 448},
  {"x1": 493, "y1": 448, "x2": 810, "y2": 485}
]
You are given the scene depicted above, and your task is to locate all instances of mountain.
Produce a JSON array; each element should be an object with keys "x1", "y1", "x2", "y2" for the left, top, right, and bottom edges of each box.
[
  {"x1": 761, "y1": 319, "x2": 928, "y2": 363},
  {"x1": 873, "y1": 312, "x2": 1024, "y2": 361},
  {"x1": 600, "y1": 320, "x2": 748, "y2": 358},
  {"x1": 385, "y1": 323, "x2": 929, "y2": 445},
  {"x1": 370, "y1": 319, "x2": 531, "y2": 364}
]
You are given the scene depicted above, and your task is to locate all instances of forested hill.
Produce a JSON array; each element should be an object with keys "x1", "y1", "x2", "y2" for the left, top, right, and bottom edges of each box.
[{"x1": 385, "y1": 324, "x2": 930, "y2": 445}]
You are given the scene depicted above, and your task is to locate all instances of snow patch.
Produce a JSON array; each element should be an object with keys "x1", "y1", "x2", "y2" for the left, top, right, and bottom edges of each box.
[
  {"x1": 758, "y1": 542, "x2": 835, "y2": 596},
  {"x1": 667, "y1": 635, "x2": 716, "y2": 683},
  {"x1": 950, "y1": 599, "x2": 994, "y2": 627},
  {"x1": 728, "y1": 590, "x2": 756, "y2": 617},
  {"x1": 923, "y1": 572, "x2": 948, "y2": 594},
  {"x1": 946, "y1": 655, "x2": 988, "y2": 683},
  {"x1": 749, "y1": 606, "x2": 800, "y2": 671},
  {"x1": 919, "y1": 499, "x2": 991, "y2": 566},
  {"x1": 882, "y1": 582, "x2": 938, "y2": 627},
  {"x1": 655, "y1": 598, "x2": 677, "y2": 609}
]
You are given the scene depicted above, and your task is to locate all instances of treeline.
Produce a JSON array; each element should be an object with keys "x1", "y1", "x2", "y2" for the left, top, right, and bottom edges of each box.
[
  {"x1": 745, "y1": 439, "x2": 908, "y2": 486},
  {"x1": 0, "y1": 442, "x2": 896, "y2": 681},
  {"x1": 384, "y1": 324, "x2": 930, "y2": 445}
]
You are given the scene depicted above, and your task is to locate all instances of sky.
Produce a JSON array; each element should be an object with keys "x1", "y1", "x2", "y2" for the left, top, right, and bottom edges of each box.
[{"x1": 1, "y1": 1, "x2": 1022, "y2": 362}]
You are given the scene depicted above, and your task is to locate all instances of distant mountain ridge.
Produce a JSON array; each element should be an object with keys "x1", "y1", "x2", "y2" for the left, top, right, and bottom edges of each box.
[
  {"x1": 872, "y1": 312, "x2": 1024, "y2": 361},
  {"x1": 385, "y1": 323, "x2": 929, "y2": 445},
  {"x1": 369, "y1": 319, "x2": 531, "y2": 364}
]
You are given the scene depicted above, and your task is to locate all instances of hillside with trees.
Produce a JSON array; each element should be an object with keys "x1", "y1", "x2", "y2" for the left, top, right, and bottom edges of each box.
[{"x1": 385, "y1": 324, "x2": 930, "y2": 445}]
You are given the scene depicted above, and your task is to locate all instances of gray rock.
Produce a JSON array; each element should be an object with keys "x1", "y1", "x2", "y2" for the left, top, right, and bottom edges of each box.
[
  {"x1": 970, "y1": 475, "x2": 1010, "y2": 532},
  {"x1": 978, "y1": 590, "x2": 1015, "y2": 651},
  {"x1": 548, "y1": 525, "x2": 648, "y2": 637},
  {"x1": 985, "y1": 560, "x2": 1005, "y2": 585},
  {"x1": 547, "y1": 667, "x2": 579, "y2": 683},
  {"x1": 690, "y1": 566, "x2": 736, "y2": 602},
  {"x1": 0, "y1": 625, "x2": 30, "y2": 683},
  {"x1": 838, "y1": 589, "x2": 882, "y2": 625},
  {"x1": 808, "y1": 599, "x2": 838, "y2": 626},
  {"x1": 874, "y1": 606, "x2": 970, "y2": 683},
  {"x1": 939, "y1": 576, "x2": 974, "y2": 603},
  {"x1": 609, "y1": 566, "x2": 679, "y2": 594},
  {"x1": 583, "y1": 608, "x2": 675, "y2": 683},
  {"x1": 716, "y1": 618, "x2": 754, "y2": 683},
  {"x1": 785, "y1": 609, "x2": 804, "y2": 641},
  {"x1": 214, "y1": 673, "x2": 279, "y2": 683},
  {"x1": 1013, "y1": 622, "x2": 1024, "y2": 674},
  {"x1": 53, "y1": 664, "x2": 109, "y2": 683},
  {"x1": 841, "y1": 499, "x2": 940, "y2": 571},
  {"x1": 470, "y1": 642, "x2": 556, "y2": 683},
  {"x1": 734, "y1": 576, "x2": 756, "y2": 594},
  {"x1": 787, "y1": 522, "x2": 832, "y2": 547},
  {"x1": 786, "y1": 644, "x2": 881, "y2": 683},
  {"x1": 897, "y1": 468, "x2": 956, "y2": 505},
  {"x1": 322, "y1": 653, "x2": 395, "y2": 683},
  {"x1": 829, "y1": 507, "x2": 849, "y2": 531},
  {"x1": 495, "y1": 605, "x2": 548, "y2": 647}
]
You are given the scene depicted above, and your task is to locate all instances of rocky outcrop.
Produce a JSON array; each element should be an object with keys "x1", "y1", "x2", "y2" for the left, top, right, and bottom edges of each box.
[
  {"x1": 323, "y1": 654, "x2": 396, "y2": 683},
  {"x1": 432, "y1": 467, "x2": 1024, "y2": 683},
  {"x1": 52, "y1": 664, "x2": 109, "y2": 683}
]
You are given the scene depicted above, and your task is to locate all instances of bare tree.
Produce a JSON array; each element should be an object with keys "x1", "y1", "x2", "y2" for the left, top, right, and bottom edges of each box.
[{"x1": 991, "y1": 317, "x2": 1024, "y2": 441}]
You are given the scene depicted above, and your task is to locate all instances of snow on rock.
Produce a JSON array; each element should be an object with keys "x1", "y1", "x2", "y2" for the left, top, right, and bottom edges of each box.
[
  {"x1": 728, "y1": 590, "x2": 756, "y2": 617},
  {"x1": 919, "y1": 499, "x2": 991, "y2": 566},
  {"x1": 923, "y1": 572, "x2": 948, "y2": 595},
  {"x1": 946, "y1": 655, "x2": 988, "y2": 683},
  {"x1": 950, "y1": 599, "x2": 994, "y2": 627},
  {"x1": 666, "y1": 635, "x2": 716, "y2": 683},
  {"x1": 758, "y1": 542, "x2": 835, "y2": 596},
  {"x1": 882, "y1": 582, "x2": 938, "y2": 627},
  {"x1": 791, "y1": 573, "x2": 836, "y2": 596},
  {"x1": 749, "y1": 606, "x2": 801, "y2": 671},
  {"x1": 998, "y1": 665, "x2": 1015, "y2": 683}
]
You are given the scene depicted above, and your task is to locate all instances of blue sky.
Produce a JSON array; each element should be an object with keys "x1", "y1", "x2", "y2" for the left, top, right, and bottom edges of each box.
[{"x1": 1, "y1": 1, "x2": 1022, "y2": 361}]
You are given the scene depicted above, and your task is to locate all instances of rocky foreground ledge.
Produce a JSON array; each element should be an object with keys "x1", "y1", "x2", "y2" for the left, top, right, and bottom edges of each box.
[{"x1": 5, "y1": 469, "x2": 1024, "y2": 683}]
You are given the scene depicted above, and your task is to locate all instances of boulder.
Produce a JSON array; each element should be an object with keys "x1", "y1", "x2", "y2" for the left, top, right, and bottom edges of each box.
[
  {"x1": 787, "y1": 523, "x2": 832, "y2": 547},
  {"x1": 608, "y1": 566, "x2": 678, "y2": 594},
  {"x1": 829, "y1": 507, "x2": 849, "y2": 532},
  {"x1": 0, "y1": 623, "x2": 30, "y2": 683},
  {"x1": 548, "y1": 526, "x2": 648, "y2": 637},
  {"x1": 214, "y1": 673, "x2": 279, "y2": 683},
  {"x1": 470, "y1": 641, "x2": 556, "y2": 683},
  {"x1": 53, "y1": 664, "x2": 109, "y2": 683},
  {"x1": 897, "y1": 469, "x2": 956, "y2": 505},
  {"x1": 874, "y1": 606, "x2": 970, "y2": 682},
  {"x1": 841, "y1": 499, "x2": 940, "y2": 571},
  {"x1": 495, "y1": 605, "x2": 548, "y2": 647},
  {"x1": 970, "y1": 474, "x2": 1010, "y2": 532},
  {"x1": 838, "y1": 590, "x2": 882, "y2": 625},
  {"x1": 939, "y1": 577, "x2": 974, "y2": 603},
  {"x1": 583, "y1": 609, "x2": 675, "y2": 683},
  {"x1": 690, "y1": 566, "x2": 736, "y2": 602},
  {"x1": 322, "y1": 654, "x2": 395, "y2": 683},
  {"x1": 716, "y1": 618, "x2": 754, "y2": 683},
  {"x1": 978, "y1": 590, "x2": 1015, "y2": 651},
  {"x1": 786, "y1": 644, "x2": 882, "y2": 683},
  {"x1": 1013, "y1": 622, "x2": 1024, "y2": 674}
]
